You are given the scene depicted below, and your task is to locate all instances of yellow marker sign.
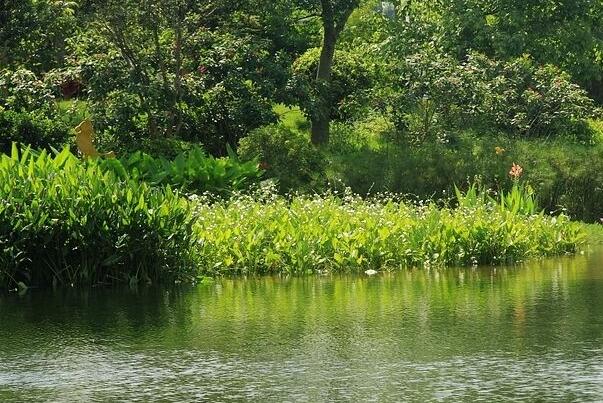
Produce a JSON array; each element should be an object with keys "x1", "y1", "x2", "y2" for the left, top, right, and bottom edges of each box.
[{"x1": 74, "y1": 119, "x2": 115, "y2": 158}]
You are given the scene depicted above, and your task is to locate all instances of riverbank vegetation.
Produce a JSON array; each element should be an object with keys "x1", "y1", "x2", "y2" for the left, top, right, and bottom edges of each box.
[
  {"x1": 1, "y1": 0, "x2": 602, "y2": 288},
  {"x1": 0, "y1": 146, "x2": 197, "y2": 287},
  {"x1": 0, "y1": 146, "x2": 586, "y2": 288}
]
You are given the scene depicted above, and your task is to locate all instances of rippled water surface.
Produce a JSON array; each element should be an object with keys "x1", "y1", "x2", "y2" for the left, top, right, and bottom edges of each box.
[{"x1": 1, "y1": 248, "x2": 603, "y2": 402}]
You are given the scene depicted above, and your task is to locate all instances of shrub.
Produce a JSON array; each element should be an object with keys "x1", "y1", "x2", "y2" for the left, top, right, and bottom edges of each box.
[
  {"x1": 0, "y1": 109, "x2": 71, "y2": 154},
  {"x1": 88, "y1": 83, "x2": 278, "y2": 157},
  {"x1": 479, "y1": 56, "x2": 595, "y2": 139},
  {"x1": 0, "y1": 69, "x2": 73, "y2": 154},
  {"x1": 326, "y1": 129, "x2": 603, "y2": 223},
  {"x1": 238, "y1": 124, "x2": 326, "y2": 192},
  {"x1": 89, "y1": 90, "x2": 145, "y2": 151},
  {"x1": 513, "y1": 139, "x2": 603, "y2": 223},
  {"x1": 0, "y1": 146, "x2": 197, "y2": 289},
  {"x1": 0, "y1": 68, "x2": 57, "y2": 112},
  {"x1": 389, "y1": 52, "x2": 596, "y2": 142},
  {"x1": 101, "y1": 146, "x2": 262, "y2": 196},
  {"x1": 135, "y1": 137, "x2": 195, "y2": 160},
  {"x1": 181, "y1": 79, "x2": 278, "y2": 155}
]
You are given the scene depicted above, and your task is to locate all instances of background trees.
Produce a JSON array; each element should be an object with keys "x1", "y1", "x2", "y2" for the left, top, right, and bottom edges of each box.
[
  {"x1": 436, "y1": 0, "x2": 603, "y2": 102},
  {"x1": 65, "y1": 0, "x2": 306, "y2": 153},
  {"x1": 0, "y1": 0, "x2": 77, "y2": 72},
  {"x1": 1, "y1": 0, "x2": 601, "y2": 151}
]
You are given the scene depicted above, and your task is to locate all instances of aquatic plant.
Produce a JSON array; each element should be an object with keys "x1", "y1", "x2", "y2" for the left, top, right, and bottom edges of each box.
[
  {"x1": 0, "y1": 145, "x2": 197, "y2": 288},
  {"x1": 100, "y1": 145, "x2": 262, "y2": 196},
  {"x1": 194, "y1": 189, "x2": 585, "y2": 276},
  {"x1": 455, "y1": 180, "x2": 538, "y2": 217},
  {"x1": 0, "y1": 146, "x2": 587, "y2": 288}
]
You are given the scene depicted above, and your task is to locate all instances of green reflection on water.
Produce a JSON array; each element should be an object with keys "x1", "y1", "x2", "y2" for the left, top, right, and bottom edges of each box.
[{"x1": 0, "y1": 248, "x2": 602, "y2": 401}]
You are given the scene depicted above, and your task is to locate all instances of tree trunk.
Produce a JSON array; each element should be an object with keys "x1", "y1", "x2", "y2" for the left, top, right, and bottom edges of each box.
[
  {"x1": 311, "y1": 1, "x2": 356, "y2": 145},
  {"x1": 311, "y1": 21, "x2": 337, "y2": 145}
]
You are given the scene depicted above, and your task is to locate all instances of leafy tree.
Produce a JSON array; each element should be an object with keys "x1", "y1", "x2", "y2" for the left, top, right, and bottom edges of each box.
[
  {"x1": 434, "y1": 0, "x2": 603, "y2": 102},
  {"x1": 68, "y1": 0, "x2": 300, "y2": 154},
  {"x1": 386, "y1": 52, "x2": 596, "y2": 142},
  {"x1": 0, "y1": 0, "x2": 77, "y2": 71}
]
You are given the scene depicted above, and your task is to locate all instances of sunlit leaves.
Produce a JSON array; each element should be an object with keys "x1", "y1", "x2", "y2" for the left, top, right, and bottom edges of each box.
[
  {"x1": 193, "y1": 189, "x2": 584, "y2": 276},
  {"x1": 0, "y1": 145, "x2": 197, "y2": 288}
]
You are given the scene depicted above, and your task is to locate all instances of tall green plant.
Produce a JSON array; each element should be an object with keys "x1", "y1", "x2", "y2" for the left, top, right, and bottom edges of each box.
[
  {"x1": 194, "y1": 191, "x2": 584, "y2": 276},
  {"x1": 0, "y1": 145, "x2": 197, "y2": 289},
  {"x1": 455, "y1": 180, "x2": 538, "y2": 216},
  {"x1": 101, "y1": 145, "x2": 262, "y2": 196}
]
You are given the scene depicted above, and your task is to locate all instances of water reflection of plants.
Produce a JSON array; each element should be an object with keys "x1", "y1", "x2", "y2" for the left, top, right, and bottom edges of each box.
[
  {"x1": 1, "y1": 252, "x2": 599, "y2": 360},
  {"x1": 185, "y1": 255, "x2": 596, "y2": 355}
]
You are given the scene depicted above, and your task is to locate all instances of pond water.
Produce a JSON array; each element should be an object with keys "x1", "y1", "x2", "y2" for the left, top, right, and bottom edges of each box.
[{"x1": 1, "y1": 248, "x2": 603, "y2": 402}]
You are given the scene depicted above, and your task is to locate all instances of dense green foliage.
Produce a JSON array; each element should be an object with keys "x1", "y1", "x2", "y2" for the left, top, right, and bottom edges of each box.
[
  {"x1": 238, "y1": 124, "x2": 325, "y2": 192},
  {"x1": 0, "y1": 109, "x2": 71, "y2": 154},
  {"x1": 325, "y1": 128, "x2": 603, "y2": 223},
  {"x1": 2, "y1": 0, "x2": 601, "y2": 151},
  {"x1": 0, "y1": 68, "x2": 58, "y2": 112},
  {"x1": 386, "y1": 53, "x2": 596, "y2": 142},
  {"x1": 103, "y1": 146, "x2": 262, "y2": 196},
  {"x1": 1, "y1": 0, "x2": 601, "y2": 287},
  {"x1": 0, "y1": 0, "x2": 77, "y2": 72},
  {"x1": 194, "y1": 190, "x2": 584, "y2": 276},
  {"x1": 0, "y1": 143, "x2": 588, "y2": 289},
  {"x1": 292, "y1": 46, "x2": 375, "y2": 122},
  {"x1": 436, "y1": 0, "x2": 603, "y2": 100},
  {"x1": 0, "y1": 146, "x2": 197, "y2": 288},
  {"x1": 59, "y1": 0, "x2": 304, "y2": 153},
  {"x1": 236, "y1": 116, "x2": 603, "y2": 223}
]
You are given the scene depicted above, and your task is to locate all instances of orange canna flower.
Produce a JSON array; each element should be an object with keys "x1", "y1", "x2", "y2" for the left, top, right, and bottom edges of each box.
[{"x1": 509, "y1": 163, "x2": 523, "y2": 179}]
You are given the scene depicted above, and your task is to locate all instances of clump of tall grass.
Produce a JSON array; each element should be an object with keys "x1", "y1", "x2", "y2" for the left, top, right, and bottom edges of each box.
[
  {"x1": 455, "y1": 181, "x2": 537, "y2": 216},
  {"x1": 194, "y1": 187, "x2": 585, "y2": 275},
  {"x1": 0, "y1": 145, "x2": 197, "y2": 289}
]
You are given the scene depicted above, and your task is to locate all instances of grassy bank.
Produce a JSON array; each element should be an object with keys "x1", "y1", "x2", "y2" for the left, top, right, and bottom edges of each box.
[{"x1": 242, "y1": 114, "x2": 603, "y2": 223}]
